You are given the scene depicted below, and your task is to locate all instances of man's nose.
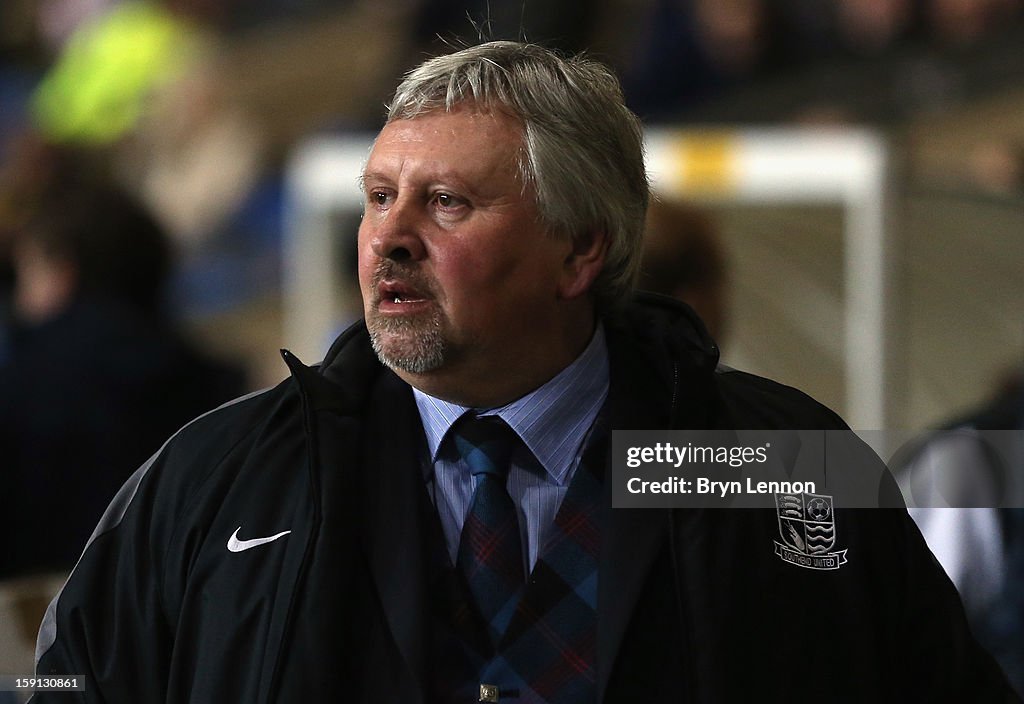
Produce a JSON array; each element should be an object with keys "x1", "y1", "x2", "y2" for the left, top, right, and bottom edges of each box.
[{"x1": 368, "y1": 197, "x2": 427, "y2": 262}]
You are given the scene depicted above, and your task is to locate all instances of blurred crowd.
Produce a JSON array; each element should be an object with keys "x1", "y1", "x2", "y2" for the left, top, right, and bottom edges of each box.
[{"x1": 3, "y1": 0, "x2": 1024, "y2": 292}]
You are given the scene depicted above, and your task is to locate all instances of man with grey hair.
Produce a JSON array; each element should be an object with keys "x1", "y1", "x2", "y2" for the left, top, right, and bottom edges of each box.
[{"x1": 33, "y1": 41, "x2": 1016, "y2": 703}]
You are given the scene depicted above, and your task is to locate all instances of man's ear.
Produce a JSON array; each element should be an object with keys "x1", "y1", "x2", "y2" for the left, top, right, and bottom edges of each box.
[{"x1": 558, "y1": 229, "x2": 607, "y2": 300}]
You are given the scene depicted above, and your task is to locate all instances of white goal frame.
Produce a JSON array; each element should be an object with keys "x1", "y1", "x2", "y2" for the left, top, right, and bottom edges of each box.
[{"x1": 283, "y1": 127, "x2": 891, "y2": 429}]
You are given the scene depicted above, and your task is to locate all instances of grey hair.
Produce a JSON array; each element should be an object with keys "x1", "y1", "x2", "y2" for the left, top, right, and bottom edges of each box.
[{"x1": 387, "y1": 41, "x2": 649, "y2": 312}]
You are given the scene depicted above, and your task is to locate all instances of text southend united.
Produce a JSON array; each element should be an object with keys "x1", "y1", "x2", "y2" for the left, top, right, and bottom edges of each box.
[{"x1": 626, "y1": 477, "x2": 816, "y2": 496}]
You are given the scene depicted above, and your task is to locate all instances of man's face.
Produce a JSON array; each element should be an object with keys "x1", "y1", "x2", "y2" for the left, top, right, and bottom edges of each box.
[{"x1": 357, "y1": 106, "x2": 585, "y2": 404}]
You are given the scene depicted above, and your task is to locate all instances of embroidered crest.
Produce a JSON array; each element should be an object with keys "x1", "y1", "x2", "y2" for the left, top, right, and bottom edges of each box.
[{"x1": 774, "y1": 492, "x2": 848, "y2": 570}]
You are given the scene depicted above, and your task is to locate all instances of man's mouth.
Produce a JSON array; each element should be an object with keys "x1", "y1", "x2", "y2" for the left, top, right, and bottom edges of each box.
[
  {"x1": 386, "y1": 292, "x2": 424, "y2": 304},
  {"x1": 377, "y1": 280, "x2": 430, "y2": 309}
]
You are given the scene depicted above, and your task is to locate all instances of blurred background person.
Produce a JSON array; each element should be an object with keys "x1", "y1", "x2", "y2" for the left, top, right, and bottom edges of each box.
[
  {"x1": 0, "y1": 171, "x2": 245, "y2": 579},
  {"x1": 896, "y1": 368, "x2": 1024, "y2": 696},
  {"x1": 640, "y1": 195, "x2": 729, "y2": 343}
]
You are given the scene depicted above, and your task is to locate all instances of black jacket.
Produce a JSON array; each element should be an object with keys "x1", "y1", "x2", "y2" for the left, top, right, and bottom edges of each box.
[{"x1": 33, "y1": 296, "x2": 1017, "y2": 702}]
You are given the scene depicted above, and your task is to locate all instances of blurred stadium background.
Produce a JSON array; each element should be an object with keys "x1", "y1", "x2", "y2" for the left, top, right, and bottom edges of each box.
[
  {"x1": 2, "y1": 0, "x2": 1024, "y2": 686},
  {"x1": 4, "y1": 0, "x2": 1022, "y2": 430}
]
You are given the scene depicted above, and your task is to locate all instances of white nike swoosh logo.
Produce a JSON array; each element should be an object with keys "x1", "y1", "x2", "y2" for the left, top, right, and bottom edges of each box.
[{"x1": 227, "y1": 526, "x2": 292, "y2": 553}]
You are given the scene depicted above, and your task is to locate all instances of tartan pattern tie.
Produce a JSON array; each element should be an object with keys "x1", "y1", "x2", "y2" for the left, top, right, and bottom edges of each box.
[
  {"x1": 454, "y1": 414, "x2": 526, "y2": 646},
  {"x1": 429, "y1": 429, "x2": 605, "y2": 704}
]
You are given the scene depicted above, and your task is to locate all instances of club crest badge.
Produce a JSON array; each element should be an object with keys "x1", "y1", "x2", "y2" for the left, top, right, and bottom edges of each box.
[{"x1": 774, "y1": 492, "x2": 848, "y2": 570}]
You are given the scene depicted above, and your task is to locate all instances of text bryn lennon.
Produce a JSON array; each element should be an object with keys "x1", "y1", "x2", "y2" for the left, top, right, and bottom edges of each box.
[{"x1": 627, "y1": 477, "x2": 816, "y2": 496}]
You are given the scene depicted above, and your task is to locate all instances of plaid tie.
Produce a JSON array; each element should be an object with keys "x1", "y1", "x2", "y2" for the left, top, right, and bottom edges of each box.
[{"x1": 454, "y1": 414, "x2": 526, "y2": 646}]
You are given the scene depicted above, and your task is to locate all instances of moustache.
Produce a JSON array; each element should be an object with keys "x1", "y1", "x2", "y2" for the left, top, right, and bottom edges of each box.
[{"x1": 372, "y1": 260, "x2": 437, "y2": 300}]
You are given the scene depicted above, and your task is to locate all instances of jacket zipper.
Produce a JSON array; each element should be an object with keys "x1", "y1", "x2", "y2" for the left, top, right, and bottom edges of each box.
[
  {"x1": 264, "y1": 352, "x2": 321, "y2": 704},
  {"x1": 668, "y1": 359, "x2": 700, "y2": 701},
  {"x1": 669, "y1": 361, "x2": 681, "y2": 429}
]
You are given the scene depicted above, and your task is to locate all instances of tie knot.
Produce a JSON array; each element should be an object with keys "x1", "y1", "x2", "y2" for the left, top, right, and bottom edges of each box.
[{"x1": 452, "y1": 414, "x2": 519, "y2": 480}]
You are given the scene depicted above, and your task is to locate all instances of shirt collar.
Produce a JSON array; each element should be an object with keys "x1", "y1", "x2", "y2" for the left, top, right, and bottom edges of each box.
[{"x1": 413, "y1": 325, "x2": 610, "y2": 485}]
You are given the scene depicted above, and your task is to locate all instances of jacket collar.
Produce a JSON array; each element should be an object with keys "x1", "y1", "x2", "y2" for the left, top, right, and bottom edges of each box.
[
  {"x1": 303, "y1": 292, "x2": 720, "y2": 417},
  {"x1": 303, "y1": 293, "x2": 721, "y2": 421}
]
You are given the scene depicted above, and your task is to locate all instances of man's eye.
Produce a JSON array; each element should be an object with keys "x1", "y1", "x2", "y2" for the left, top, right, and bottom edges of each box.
[
  {"x1": 368, "y1": 190, "x2": 393, "y2": 208},
  {"x1": 436, "y1": 193, "x2": 453, "y2": 207}
]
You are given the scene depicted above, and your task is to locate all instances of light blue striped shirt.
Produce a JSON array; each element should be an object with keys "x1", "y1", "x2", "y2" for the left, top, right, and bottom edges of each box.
[{"x1": 413, "y1": 326, "x2": 609, "y2": 571}]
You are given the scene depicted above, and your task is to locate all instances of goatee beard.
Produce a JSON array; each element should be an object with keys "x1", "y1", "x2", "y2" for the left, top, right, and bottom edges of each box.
[
  {"x1": 367, "y1": 261, "x2": 447, "y2": 373},
  {"x1": 367, "y1": 310, "x2": 447, "y2": 373}
]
